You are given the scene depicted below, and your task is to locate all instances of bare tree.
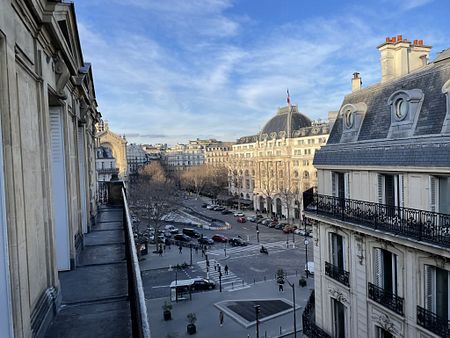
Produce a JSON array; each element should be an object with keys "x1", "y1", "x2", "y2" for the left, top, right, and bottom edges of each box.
[
  {"x1": 180, "y1": 165, "x2": 209, "y2": 199},
  {"x1": 227, "y1": 155, "x2": 245, "y2": 210},
  {"x1": 204, "y1": 166, "x2": 228, "y2": 203},
  {"x1": 129, "y1": 161, "x2": 179, "y2": 253}
]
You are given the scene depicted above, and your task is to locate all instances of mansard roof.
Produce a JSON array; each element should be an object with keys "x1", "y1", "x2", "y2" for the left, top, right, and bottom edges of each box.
[{"x1": 314, "y1": 50, "x2": 450, "y2": 168}]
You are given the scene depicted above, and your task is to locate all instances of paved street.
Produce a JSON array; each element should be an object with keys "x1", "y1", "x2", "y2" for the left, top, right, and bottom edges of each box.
[{"x1": 140, "y1": 195, "x2": 315, "y2": 337}]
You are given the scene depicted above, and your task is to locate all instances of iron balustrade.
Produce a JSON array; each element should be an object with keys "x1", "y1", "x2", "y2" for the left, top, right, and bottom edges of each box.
[
  {"x1": 307, "y1": 194, "x2": 450, "y2": 248},
  {"x1": 368, "y1": 282, "x2": 404, "y2": 316},
  {"x1": 122, "y1": 188, "x2": 152, "y2": 338},
  {"x1": 325, "y1": 262, "x2": 350, "y2": 287},
  {"x1": 417, "y1": 305, "x2": 450, "y2": 337},
  {"x1": 302, "y1": 291, "x2": 332, "y2": 338}
]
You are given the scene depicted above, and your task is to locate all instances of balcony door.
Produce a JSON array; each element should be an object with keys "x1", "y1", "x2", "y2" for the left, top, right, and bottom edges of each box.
[
  {"x1": 49, "y1": 106, "x2": 70, "y2": 271},
  {"x1": 374, "y1": 248, "x2": 398, "y2": 295},
  {"x1": 332, "y1": 298, "x2": 346, "y2": 338},
  {"x1": 425, "y1": 265, "x2": 450, "y2": 321},
  {"x1": 378, "y1": 174, "x2": 404, "y2": 208},
  {"x1": 331, "y1": 172, "x2": 349, "y2": 199},
  {"x1": 330, "y1": 233, "x2": 345, "y2": 270},
  {"x1": 430, "y1": 176, "x2": 450, "y2": 214}
]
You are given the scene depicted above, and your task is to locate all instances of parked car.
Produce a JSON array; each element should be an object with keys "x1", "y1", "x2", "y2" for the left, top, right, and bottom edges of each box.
[
  {"x1": 221, "y1": 209, "x2": 232, "y2": 215},
  {"x1": 164, "y1": 224, "x2": 179, "y2": 234},
  {"x1": 191, "y1": 278, "x2": 216, "y2": 290},
  {"x1": 274, "y1": 223, "x2": 283, "y2": 230},
  {"x1": 214, "y1": 206, "x2": 225, "y2": 211},
  {"x1": 206, "y1": 205, "x2": 216, "y2": 210},
  {"x1": 198, "y1": 236, "x2": 214, "y2": 245},
  {"x1": 183, "y1": 228, "x2": 201, "y2": 238},
  {"x1": 257, "y1": 218, "x2": 269, "y2": 225},
  {"x1": 237, "y1": 216, "x2": 247, "y2": 223},
  {"x1": 294, "y1": 228, "x2": 312, "y2": 237},
  {"x1": 201, "y1": 203, "x2": 208, "y2": 208},
  {"x1": 256, "y1": 214, "x2": 264, "y2": 219},
  {"x1": 234, "y1": 212, "x2": 245, "y2": 217},
  {"x1": 212, "y1": 234, "x2": 228, "y2": 242},
  {"x1": 173, "y1": 234, "x2": 191, "y2": 242},
  {"x1": 282, "y1": 225, "x2": 297, "y2": 233},
  {"x1": 305, "y1": 262, "x2": 315, "y2": 275},
  {"x1": 261, "y1": 219, "x2": 272, "y2": 226},
  {"x1": 229, "y1": 237, "x2": 247, "y2": 246},
  {"x1": 247, "y1": 216, "x2": 257, "y2": 222}
]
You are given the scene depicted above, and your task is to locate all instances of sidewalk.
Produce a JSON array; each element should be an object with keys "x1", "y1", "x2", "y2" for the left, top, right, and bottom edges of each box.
[{"x1": 148, "y1": 276, "x2": 313, "y2": 338}]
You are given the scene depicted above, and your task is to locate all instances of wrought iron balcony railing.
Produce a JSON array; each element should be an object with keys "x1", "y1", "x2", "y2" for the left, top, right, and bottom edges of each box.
[
  {"x1": 368, "y1": 282, "x2": 404, "y2": 316},
  {"x1": 302, "y1": 291, "x2": 332, "y2": 338},
  {"x1": 417, "y1": 305, "x2": 450, "y2": 337},
  {"x1": 325, "y1": 262, "x2": 350, "y2": 287},
  {"x1": 97, "y1": 168, "x2": 120, "y2": 174},
  {"x1": 306, "y1": 193, "x2": 450, "y2": 248}
]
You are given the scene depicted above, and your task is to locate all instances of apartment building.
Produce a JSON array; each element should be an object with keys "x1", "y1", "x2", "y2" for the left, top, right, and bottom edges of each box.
[{"x1": 303, "y1": 37, "x2": 450, "y2": 338}]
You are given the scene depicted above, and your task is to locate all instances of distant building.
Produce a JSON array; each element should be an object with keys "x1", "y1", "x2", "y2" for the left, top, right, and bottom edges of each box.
[
  {"x1": 127, "y1": 144, "x2": 152, "y2": 174},
  {"x1": 304, "y1": 37, "x2": 450, "y2": 338},
  {"x1": 96, "y1": 146, "x2": 119, "y2": 181},
  {"x1": 204, "y1": 142, "x2": 234, "y2": 168},
  {"x1": 96, "y1": 120, "x2": 128, "y2": 178},
  {"x1": 163, "y1": 139, "x2": 226, "y2": 171},
  {"x1": 229, "y1": 104, "x2": 330, "y2": 219}
]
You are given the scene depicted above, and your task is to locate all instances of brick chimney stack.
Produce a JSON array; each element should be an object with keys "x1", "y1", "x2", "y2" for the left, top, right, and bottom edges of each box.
[
  {"x1": 377, "y1": 35, "x2": 432, "y2": 82},
  {"x1": 351, "y1": 72, "x2": 362, "y2": 92}
]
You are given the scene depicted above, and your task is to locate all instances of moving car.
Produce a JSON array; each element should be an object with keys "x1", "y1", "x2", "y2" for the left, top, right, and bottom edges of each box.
[
  {"x1": 282, "y1": 224, "x2": 297, "y2": 233},
  {"x1": 201, "y1": 203, "x2": 208, "y2": 208},
  {"x1": 221, "y1": 209, "x2": 232, "y2": 215},
  {"x1": 206, "y1": 205, "x2": 216, "y2": 210},
  {"x1": 173, "y1": 234, "x2": 191, "y2": 242},
  {"x1": 212, "y1": 234, "x2": 228, "y2": 242},
  {"x1": 247, "y1": 216, "x2": 257, "y2": 222},
  {"x1": 191, "y1": 278, "x2": 216, "y2": 290},
  {"x1": 198, "y1": 236, "x2": 214, "y2": 245},
  {"x1": 234, "y1": 212, "x2": 245, "y2": 217},
  {"x1": 183, "y1": 228, "x2": 201, "y2": 238},
  {"x1": 237, "y1": 216, "x2": 246, "y2": 223},
  {"x1": 213, "y1": 206, "x2": 225, "y2": 211},
  {"x1": 229, "y1": 237, "x2": 247, "y2": 246}
]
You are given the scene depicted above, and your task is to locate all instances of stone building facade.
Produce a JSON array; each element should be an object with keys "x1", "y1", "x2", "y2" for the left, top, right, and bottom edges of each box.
[
  {"x1": 0, "y1": 1, "x2": 100, "y2": 337},
  {"x1": 127, "y1": 143, "x2": 151, "y2": 174},
  {"x1": 229, "y1": 105, "x2": 329, "y2": 221},
  {"x1": 304, "y1": 37, "x2": 450, "y2": 338},
  {"x1": 204, "y1": 142, "x2": 234, "y2": 168},
  {"x1": 96, "y1": 120, "x2": 128, "y2": 178}
]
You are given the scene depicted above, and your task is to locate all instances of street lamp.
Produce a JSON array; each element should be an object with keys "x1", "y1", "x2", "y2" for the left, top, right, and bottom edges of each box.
[
  {"x1": 286, "y1": 279, "x2": 297, "y2": 338},
  {"x1": 256, "y1": 224, "x2": 260, "y2": 243}
]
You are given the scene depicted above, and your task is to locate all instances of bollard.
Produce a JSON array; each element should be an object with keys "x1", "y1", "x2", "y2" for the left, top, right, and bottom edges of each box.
[{"x1": 254, "y1": 278, "x2": 256, "y2": 284}]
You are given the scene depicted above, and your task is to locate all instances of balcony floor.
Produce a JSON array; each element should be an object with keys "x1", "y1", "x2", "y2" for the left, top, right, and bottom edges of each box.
[{"x1": 44, "y1": 206, "x2": 132, "y2": 338}]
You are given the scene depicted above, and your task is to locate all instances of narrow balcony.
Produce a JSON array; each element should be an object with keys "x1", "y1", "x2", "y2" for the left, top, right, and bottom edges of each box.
[
  {"x1": 368, "y1": 282, "x2": 404, "y2": 316},
  {"x1": 302, "y1": 291, "x2": 332, "y2": 338},
  {"x1": 97, "y1": 167, "x2": 120, "y2": 175},
  {"x1": 305, "y1": 193, "x2": 450, "y2": 249},
  {"x1": 325, "y1": 261, "x2": 350, "y2": 287},
  {"x1": 44, "y1": 181, "x2": 151, "y2": 338},
  {"x1": 417, "y1": 305, "x2": 450, "y2": 337}
]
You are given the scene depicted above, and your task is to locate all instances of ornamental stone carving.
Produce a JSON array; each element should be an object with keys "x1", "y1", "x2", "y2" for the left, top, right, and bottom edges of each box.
[
  {"x1": 54, "y1": 52, "x2": 70, "y2": 100},
  {"x1": 328, "y1": 287, "x2": 348, "y2": 304},
  {"x1": 374, "y1": 314, "x2": 399, "y2": 336}
]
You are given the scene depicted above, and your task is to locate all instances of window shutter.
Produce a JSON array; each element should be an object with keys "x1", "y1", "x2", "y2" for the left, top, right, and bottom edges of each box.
[
  {"x1": 377, "y1": 174, "x2": 384, "y2": 204},
  {"x1": 424, "y1": 265, "x2": 434, "y2": 311},
  {"x1": 429, "y1": 176, "x2": 438, "y2": 212},
  {"x1": 374, "y1": 248, "x2": 384, "y2": 287},
  {"x1": 344, "y1": 173, "x2": 350, "y2": 199},
  {"x1": 398, "y1": 175, "x2": 405, "y2": 208},
  {"x1": 332, "y1": 172, "x2": 337, "y2": 197}
]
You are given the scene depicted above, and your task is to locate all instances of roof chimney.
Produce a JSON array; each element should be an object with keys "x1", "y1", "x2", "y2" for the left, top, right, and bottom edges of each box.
[
  {"x1": 352, "y1": 72, "x2": 362, "y2": 92},
  {"x1": 377, "y1": 35, "x2": 432, "y2": 82}
]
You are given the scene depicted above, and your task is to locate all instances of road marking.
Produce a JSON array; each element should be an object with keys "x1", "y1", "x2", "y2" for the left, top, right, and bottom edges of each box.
[{"x1": 151, "y1": 285, "x2": 170, "y2": 289}]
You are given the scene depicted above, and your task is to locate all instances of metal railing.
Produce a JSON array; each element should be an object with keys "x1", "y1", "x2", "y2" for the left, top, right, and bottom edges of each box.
[
  {"x1": 302, "y1": 291, "x2": 331, "y2": 338},
  {"x1": 122, "y1": 188, "x2": 151, "y2": 338},
  {"x1": 325, "y1": 262, "x2": 350, "y2": 287},
  {"x1": 306, "y1": 194, "x2": 450, "y2": 248},
  {"x1": 417, "y1": 305, "x2": 450, "y2": 337},
  {"x1": 368, "y1": 282, "x2": 404, "y2": 316}
]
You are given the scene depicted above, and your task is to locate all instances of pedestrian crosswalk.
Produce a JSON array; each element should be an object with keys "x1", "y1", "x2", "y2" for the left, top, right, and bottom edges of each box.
[
  {"x1": 206, "y1": 240, "x2": 291, "y2": 257},
  {"x1": 197, "y1": 259, "x2": 250, "y2": 292}
]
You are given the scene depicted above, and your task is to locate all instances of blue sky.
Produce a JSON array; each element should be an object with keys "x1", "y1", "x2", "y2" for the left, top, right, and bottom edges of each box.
[{"x1": 75, "y1": 0, "x2": 449, "y2": 145}]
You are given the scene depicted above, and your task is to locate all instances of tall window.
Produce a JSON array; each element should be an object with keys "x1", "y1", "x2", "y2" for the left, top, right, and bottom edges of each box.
[
  {"x1": 374, "y1": 248, "x2": 398, "y2": 294},
  {"x1": 332, "y1": 172, "x2": 349, "y2": 199},
  {"x1": 376, "y1": 327, "x2": 394, "y2": 338},
  {"x1": 330, "y1": 233, "x2": 344, "y2": 270},
  {"x1": 332, "y1": 299, "x2": 346, "y2": 338},
  {"x1": 377, "y1": 174, "x2": 403, "y2": 207},
  {"x1": 429, "y1": 176, "x2": 450, "y2": 214},
  {"x1": 424, "y1": 265, "x2": 450, "y2": 320}
]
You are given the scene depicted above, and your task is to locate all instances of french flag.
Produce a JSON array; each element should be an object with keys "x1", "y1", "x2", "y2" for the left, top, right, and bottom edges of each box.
[{"x1": 287, "y1": 89, "x2": 291, "y2": 105}]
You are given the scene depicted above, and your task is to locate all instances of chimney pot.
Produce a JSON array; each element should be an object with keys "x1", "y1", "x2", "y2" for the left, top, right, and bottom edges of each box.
[
  {"x1": 386, "y1": 37, "x2": 390, "y2": 43},
  {"x1": 392, "y1": 37, "x2": 397, "y2": 43},
  {"x1": 414, "y1": 39, "x2": 418, "y2": 45},
  {"x1": 397, "y1": 35, "x2": 403, "y2": 41},
  {"x1": 419, "y1": 40, "x2": 424, "y2": 45}
]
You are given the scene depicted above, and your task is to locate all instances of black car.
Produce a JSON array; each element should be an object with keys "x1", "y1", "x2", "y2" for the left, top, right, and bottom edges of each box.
[
  {"x1": 221, "y1": 210, "x2": 232, "y2": 215},
  {"x1": 229, "y1": 237, "x2": 247, "y2": 246},
  {"x1": 198, "y1": 237, "x2": 214, "y2": 245},
  {"x1": 201, "y1": 203, "x2": 208, "y2": 208},
  {"x1": 183, "y1": 228, "x2": 201, "y2": 238},
  {"x1": 191, "y1": 278, "x2": 216, "y2": 290},
  {"x1": 173, "y1": 234, "x2": 191, "y2": 242}
]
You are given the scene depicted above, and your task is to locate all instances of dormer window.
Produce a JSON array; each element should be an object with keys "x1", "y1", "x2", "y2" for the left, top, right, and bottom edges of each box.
[
  {"x1": 387, "y1": 89, "x2": 424, "y2": 138},
  {"x1": 394, "y1": 98, "x2": 408, "y2": 120},
  {"x1": 344, "y1": 109, "x2": 354, "y2": 129},
  {"x1": 339, "y1": 102, "x2": 367, "y2": 143},
  {"x1": 442, "y1": 79, "x2": 450, "y2": 133}
]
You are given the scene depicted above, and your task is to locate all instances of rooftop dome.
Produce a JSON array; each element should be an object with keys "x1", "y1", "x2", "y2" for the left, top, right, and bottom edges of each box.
[{"x1": 260, "y1": 105, "x2": 311, "y2": 137}]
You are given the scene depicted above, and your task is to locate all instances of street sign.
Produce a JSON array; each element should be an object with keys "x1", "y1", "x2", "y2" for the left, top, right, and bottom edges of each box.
[{"x1": 304, "y1": 239, "x2": 309, "y2": 245}]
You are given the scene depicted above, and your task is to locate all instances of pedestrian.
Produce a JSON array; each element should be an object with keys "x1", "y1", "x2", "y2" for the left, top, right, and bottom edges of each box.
[
  {"x1": 179, "y1": 245, "x2": 182, "y2": 254},
  {"x1": 219, "y1": 310, "x2": 224, "y2": 327},
  {"x1": 224, "y1": 264, "x2": 229, "y2": 275},
  {"x1": 201, "y1": 248, "x2": 205, "y2": 257},
  {"x1": 158, "y1": 247, "x2": 162, "y2": 257}
]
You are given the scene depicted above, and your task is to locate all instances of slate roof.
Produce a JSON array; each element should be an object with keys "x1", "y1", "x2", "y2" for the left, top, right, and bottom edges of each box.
[
  {"x1": 261, "y1": 111, "x2": 311, "y2": 135},
  {"x1": 315, "y1": 52, "x2": 450, "y2": 167}
]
